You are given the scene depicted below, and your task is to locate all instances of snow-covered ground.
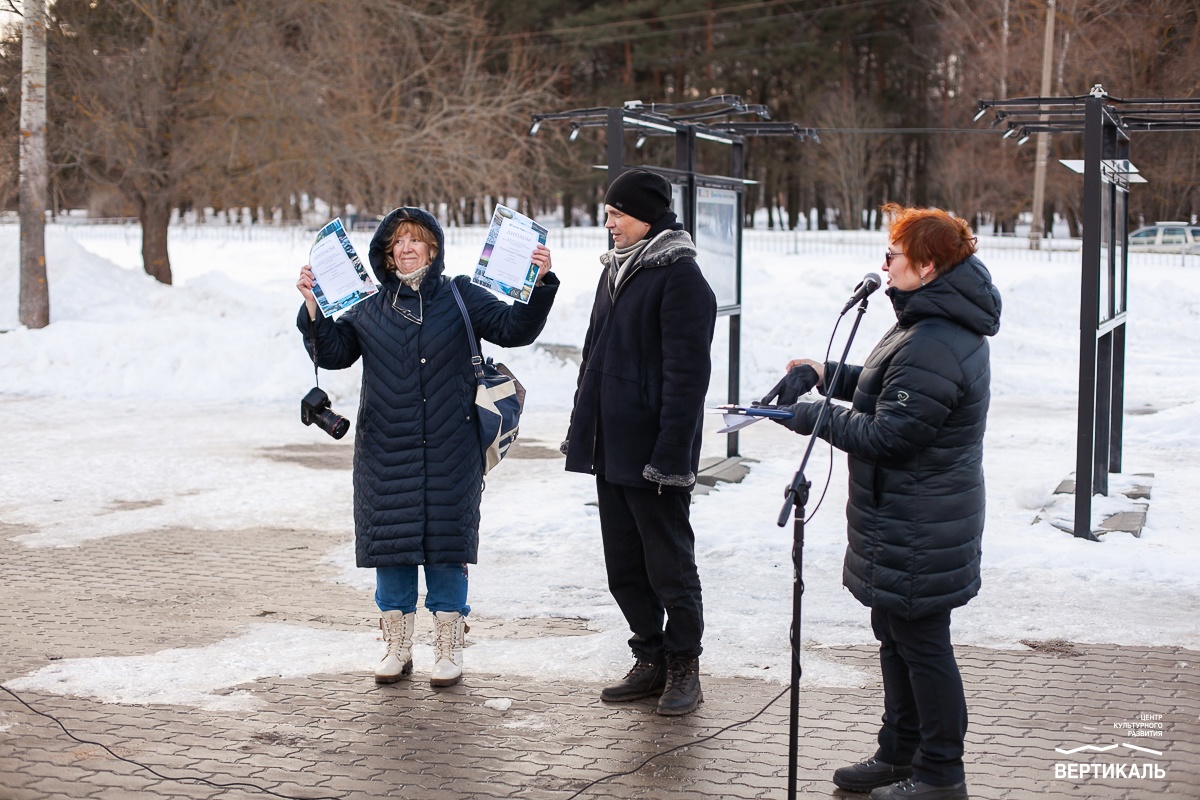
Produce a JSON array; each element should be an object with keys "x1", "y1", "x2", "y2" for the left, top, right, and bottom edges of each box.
[{"x1": 2, "y1": 222, "x2": 1198, "y2": 709}]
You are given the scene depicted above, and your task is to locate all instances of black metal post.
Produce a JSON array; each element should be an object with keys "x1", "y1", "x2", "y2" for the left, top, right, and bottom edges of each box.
[
  {"x1": 1074, "y1": 96, "x2": 1103, "y2": 541},
  {"x1": 778, "y1": 299, "x2": 872, "y2": 800},
  {"x1": 1095, "y1": 331, "x2": 1113, "y2": 497},
  {"x1": 606, "y1": 108, "x2": 625, "y2": 184},
  {"x1": 728, "y1": 140, "x2": 746, "y2": 458},
  {"x1": 605, "y1": 108, "x2": 626, "y2": 252},
  {"x1": 674, "y1": 126, "x2": 696, "y2": 233},
  {"x1": 1110, "y1": 324, "x2": 1126, "y2": 472}
]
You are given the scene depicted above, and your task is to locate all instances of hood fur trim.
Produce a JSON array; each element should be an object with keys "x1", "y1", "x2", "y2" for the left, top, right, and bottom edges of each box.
[{"x1": 602, "y1": 229, "x2": 697, "y2": 271}]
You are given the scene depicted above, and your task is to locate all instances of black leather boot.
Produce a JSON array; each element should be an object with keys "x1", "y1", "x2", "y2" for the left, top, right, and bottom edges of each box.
[
  {"x1": 656, "y1": 655, "x2": 702, "y2": 716},
  {"x1": 833, "y1": 757, "x2": 914, "y2": 792},
  {"x1": 600, "y1": 658, "x2": 667, "y2": 702}
]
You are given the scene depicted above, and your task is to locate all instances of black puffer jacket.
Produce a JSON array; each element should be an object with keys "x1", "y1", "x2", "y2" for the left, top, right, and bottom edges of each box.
[
  {"x1": 564, "y1": 215, "x2": 717, "y2": 491},
  {"x1": 789, "y1": 255, "x2": 1001, "y2": 619},
  {"x1": 297, "y1": 207, "x2": 557, "y2": 568}
]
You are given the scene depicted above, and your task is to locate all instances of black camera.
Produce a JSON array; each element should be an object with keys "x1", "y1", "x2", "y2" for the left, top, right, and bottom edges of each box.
[{"x1": 301, "y1": 387, "x2": 350, "y2": 439}]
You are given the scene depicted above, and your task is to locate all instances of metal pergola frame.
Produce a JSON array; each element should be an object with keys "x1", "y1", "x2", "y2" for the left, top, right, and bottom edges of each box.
[
  {"x1": 530, "y1": 96, "x2": 816, "y2": 459},
  {"x1": 975, "y1": 86, "x2": 1200, "y2": 540}
]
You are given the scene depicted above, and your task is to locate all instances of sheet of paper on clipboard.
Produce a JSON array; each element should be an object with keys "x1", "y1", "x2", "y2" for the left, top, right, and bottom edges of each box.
[
  {"x1": 715, "y1": 414, "x2": 763, "y2": 434},
  {"x1": 712, "y1": 403, "x2": 794, "y2": 434}
]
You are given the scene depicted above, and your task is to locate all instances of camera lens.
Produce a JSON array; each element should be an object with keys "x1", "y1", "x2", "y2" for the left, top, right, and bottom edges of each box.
[{"x1": 317, "y1": 409, "x2": 350, "y2": 440}]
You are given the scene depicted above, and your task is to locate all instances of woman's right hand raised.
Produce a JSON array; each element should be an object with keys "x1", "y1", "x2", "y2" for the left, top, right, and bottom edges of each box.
[
  {"x1": 297, "y1": 265, "x2": 316, "y2": 303},
  {"x1": 297, "y1": 265, "x2": 319, "y2": 321}
]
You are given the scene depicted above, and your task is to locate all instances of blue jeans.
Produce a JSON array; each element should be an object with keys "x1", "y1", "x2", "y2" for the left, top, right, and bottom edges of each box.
[{"x1": 375, "y1": 564, "x2": 470, "y2": 616}]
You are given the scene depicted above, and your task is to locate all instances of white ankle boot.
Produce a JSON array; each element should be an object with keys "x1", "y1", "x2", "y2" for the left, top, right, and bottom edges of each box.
[
  {"x1": 374, "y1": 610, "x2": 415, "y2": 683},
  {"x1": 430, "y1": 611, "x2": 467, "y2": 687}
]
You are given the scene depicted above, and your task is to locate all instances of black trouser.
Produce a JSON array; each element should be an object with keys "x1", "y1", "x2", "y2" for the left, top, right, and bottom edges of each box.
[
  {"x1": 596, "y1": 477, "x2": 704, "y2": 660},
  {"x1": 871, "y1": 607, "x2": 968, "y2": 787}
]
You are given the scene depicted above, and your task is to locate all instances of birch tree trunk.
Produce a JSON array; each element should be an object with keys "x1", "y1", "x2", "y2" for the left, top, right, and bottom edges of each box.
[{"x1": 18, "y1": 0, "x2": 49, "y2": 329}]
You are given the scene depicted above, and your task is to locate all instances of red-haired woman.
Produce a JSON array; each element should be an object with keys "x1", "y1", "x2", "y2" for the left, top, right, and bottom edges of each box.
[{"x1": 777, "y1": 203, "x2": 1001, "y2": 800}]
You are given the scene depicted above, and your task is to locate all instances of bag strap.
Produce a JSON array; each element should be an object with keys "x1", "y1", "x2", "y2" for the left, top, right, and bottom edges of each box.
[{"x1": 448, "y1": 281, "x2": 486, "y2": 380}]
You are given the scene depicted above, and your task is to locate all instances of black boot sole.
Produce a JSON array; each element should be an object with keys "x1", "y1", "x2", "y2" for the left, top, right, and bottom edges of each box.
[
  {"x1": 600, "y1": 686, "x2": 666, "y2": 702},
  {"x1": 655, "y1": 689, "x2": 704, "y2": 716},
  {"x1": 833, "y1": 768, "x2": 913, "y2": 792}
]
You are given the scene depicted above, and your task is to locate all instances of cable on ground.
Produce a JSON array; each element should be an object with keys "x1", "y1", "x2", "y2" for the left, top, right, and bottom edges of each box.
[{"x1": 0, "y1": 683, "x2": 343, "y2": 800}]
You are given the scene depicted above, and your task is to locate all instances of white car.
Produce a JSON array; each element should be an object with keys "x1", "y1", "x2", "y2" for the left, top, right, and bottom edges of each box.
[{"x1": 1128, "y1": 222, "x2": 1200, "y2": 254}]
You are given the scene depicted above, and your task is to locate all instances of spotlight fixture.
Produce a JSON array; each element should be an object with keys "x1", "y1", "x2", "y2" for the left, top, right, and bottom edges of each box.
[
  {"x1": 528, "y1": 120, "x2": 541, "y2": 136},
  {"x1": 1017, "y1": 134, "x2": 1031, "y2": 146},
  {"x1": 569, "y1": 125, "x2": 580, "y2": 142},
  {"x1": 1002, "y1": 128, "x2": 1016, "y2": 139},
  {"x1": 635, "y1": 135, "x2": 646, "y2": 148},
  {"x1": 973, "y1": 107, "x2": 989, "y2": 122}
]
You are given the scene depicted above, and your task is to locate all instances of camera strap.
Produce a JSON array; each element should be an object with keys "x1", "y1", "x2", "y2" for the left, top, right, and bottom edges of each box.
[{"x1": 307, "y1": 315, "x2": 321, "y2": 389}]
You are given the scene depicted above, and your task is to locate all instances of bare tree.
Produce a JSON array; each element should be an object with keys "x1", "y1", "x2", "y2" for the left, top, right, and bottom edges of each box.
[
  {"x1": 49, "y1": 0, "x2": 276, "y2": 283},
  {"x1": 46, "y1": 0, "x2": 549, "y2": 285},
  {"x1": 247, "y1": 0, "x2": 550, "y2": 216},
  {"x1": 18, "y1": 0, "x2": 47, "y2": 328},
  {"x1": 814, "y1": 92, "x2": 885, "y2": 230}
]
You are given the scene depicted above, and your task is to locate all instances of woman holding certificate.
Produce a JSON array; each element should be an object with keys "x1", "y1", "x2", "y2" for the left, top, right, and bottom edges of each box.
[{"x1": 296, "y1": 207, "x2": 557, "y2": 687}]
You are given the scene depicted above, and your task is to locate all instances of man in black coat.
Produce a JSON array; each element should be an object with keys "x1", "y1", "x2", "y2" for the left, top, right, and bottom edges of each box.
[{"x1": 563, "y1": 169, "x2": 717, "y2": 716}]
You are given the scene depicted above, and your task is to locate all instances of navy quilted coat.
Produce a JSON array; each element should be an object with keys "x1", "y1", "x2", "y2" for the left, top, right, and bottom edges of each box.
[
  {"x1": 791, "y1": 255, "x2": 1001, "y2": 619},
  {"x1": 297, "y1": 207, "x2": 558, "y2": 568}
]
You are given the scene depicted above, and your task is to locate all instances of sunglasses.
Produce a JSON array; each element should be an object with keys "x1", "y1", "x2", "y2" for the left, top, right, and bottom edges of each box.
[{"x1": 884, "y1": 250, "x2": 904, "y2": 266}]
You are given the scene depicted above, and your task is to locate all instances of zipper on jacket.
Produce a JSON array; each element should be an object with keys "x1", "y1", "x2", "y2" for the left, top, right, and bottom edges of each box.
[{"x1": 609, "y1": 262, "x2": 644, "y2": 302}]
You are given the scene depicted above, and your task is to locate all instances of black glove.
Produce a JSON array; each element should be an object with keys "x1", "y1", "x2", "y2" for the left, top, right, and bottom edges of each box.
[{"x1": 760, "y1": 365, "x2": 820, "y2": 406}]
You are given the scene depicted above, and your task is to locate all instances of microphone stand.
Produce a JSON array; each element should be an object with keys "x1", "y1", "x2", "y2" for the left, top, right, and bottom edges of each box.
[{"x1": 778, "y1": 296, "x2": 872, "y2": 800}]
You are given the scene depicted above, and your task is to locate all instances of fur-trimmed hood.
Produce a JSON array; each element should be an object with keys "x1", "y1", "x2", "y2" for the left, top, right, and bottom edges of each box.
[{"x1": 600, "y1": 228, "x2": 698, "y2": 273}]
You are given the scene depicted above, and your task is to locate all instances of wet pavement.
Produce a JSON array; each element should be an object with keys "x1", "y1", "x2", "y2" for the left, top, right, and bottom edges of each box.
[{"x1": 1, "y1": 525, "x2": 1197, "y2": 799}]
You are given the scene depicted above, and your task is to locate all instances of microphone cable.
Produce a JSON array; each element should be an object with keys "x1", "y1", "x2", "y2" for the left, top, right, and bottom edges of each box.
[
  {"x1": 801, "y1": 310, "x2": 843, "y2": 525},
  {"x1": 5, "y1": 676, "x2": 794, "y2": 800},
  {"x1": 562, "y1": 683, "x2": 791, "y2": 800},
  {"x1": 0, "y1": 683, "x2": 344, "y2": 800}
]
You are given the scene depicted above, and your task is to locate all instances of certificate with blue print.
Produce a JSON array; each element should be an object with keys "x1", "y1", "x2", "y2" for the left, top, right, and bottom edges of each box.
[
  {"x1": 472, "y1": 205, "x2": 547, "y2": 304},
  {"x1": 309, "y1": 218, "x2": 377, "y2": 317}
]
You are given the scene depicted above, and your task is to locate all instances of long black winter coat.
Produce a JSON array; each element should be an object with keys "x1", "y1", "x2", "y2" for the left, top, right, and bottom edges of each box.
[
  {"x1": 564, "y1": 217, "x2": 717, "y2": 491},
  {"x1": 790, "y1": 255, "x2": 1001, "y2": 619},
  {"x1": 297, "y1": 207, "x2": 558, "y2": 568}
]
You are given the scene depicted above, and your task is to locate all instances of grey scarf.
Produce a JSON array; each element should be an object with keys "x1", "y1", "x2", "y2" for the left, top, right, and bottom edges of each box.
[{"x1": 610, "y1": 239, "x2": 649, "y2": 292}]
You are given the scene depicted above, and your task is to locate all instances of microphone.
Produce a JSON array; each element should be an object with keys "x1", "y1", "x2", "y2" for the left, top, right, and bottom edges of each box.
[{"x1": 840, "y1": 273, "x2": 882, "y2": 315}]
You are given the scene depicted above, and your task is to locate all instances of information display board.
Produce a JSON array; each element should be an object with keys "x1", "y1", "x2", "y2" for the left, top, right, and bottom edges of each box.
[{"x1": 693, "y1": 186, "x2": 739, "y2": 309}]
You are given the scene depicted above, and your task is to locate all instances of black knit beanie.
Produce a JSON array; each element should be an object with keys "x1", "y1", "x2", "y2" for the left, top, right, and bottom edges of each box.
[{"x1": 604, "y1": 169, "x2": 672, "y2": 224}]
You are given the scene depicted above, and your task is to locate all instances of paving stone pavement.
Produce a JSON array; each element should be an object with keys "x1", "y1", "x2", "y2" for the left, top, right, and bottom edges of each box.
[{"x1": 1, "y1": 527, "x2": 1196, "y2": 800}]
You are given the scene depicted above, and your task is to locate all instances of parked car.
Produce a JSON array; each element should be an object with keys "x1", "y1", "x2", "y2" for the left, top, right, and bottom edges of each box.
[{"x1": 1128, "y1": 222, "x2": 1200, "y2": 254}]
